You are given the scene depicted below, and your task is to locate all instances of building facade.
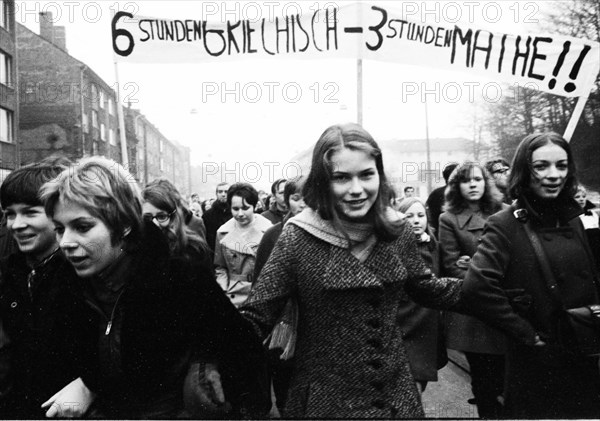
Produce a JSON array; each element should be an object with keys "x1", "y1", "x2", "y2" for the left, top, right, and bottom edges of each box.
[
  {"x1": 16, "y1": 13, "x2": 134, "y2": 167},
  {"x1": 0, "y1": 0, "x2": 18, "y2": 178},
  {"x1": 127, "y1": 107, "x2": 191, "y2": 194},
  {"x1": 15, "y1": 11, "x2": 192, "y2": 194}
]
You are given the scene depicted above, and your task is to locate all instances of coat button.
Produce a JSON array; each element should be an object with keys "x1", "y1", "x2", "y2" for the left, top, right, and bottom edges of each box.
[
  {"x1": 371, "y1": 399, "x2": 385, "y2": 409},
  {"x1": 367, "y1": 318, "x2": 381, "y2": 329},
  {"x1": 366, "y1": 338, "x2": 382, "y2": 350},
  {"x1": 370, "y1": 380, "x2": 384, "y2": 391},
  {"x1": 367, "y1": 297, "x2": 381, "y2": 307},
  {"x1": 367, "y1": 359, "x2": 383, "y2": 369}
]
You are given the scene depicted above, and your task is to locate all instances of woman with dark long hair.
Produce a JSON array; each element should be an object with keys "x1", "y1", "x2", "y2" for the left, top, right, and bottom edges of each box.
[
  {"x1": 142, "y1": 178, "x2": 210, "y2": 269},
  {"x1": 461, "y1": 132, "x2": 600, "y2": 418},
  {"x1": 438, "y1": 162, "x2": 507, "y2": 418},
  {"x1": 240, "y1": 123, "x2": 466, "y2": 418}
]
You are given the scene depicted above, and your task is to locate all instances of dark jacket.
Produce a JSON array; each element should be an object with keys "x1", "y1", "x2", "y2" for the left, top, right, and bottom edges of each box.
[
  {"x1": 462, "y1": 196, "x2": 600, "y2": 418},
  {"x1": 202, "y1": 200, "x2": 232, "y2": 258},
  {"x1": 241, "y1": 222, "x2": 464, "y2": 418},
  {"x1": 439, "y1": 207, "x2": 507, "y2": 354},
  {"x1": 183, "y1": 208, "x2": 207, "y2": 240},
  {"x1": 79, "y1": 222, "x2": 269, "y2": 418},
  {"x1": 261, "y1": 204, "x2": 287, "y2": 225},
  {"x1": 254, "y1": 221, "x2": 284, "y2": 279},
  {"x1": 0, "y1": 251, "x2": 93, "y2": 419},
  {"x1": 396, "y1": 233, "x2": 447, "y2": 382},
  {"x1": 425, "y1": 186, "x2": 446, "y2": 237}
]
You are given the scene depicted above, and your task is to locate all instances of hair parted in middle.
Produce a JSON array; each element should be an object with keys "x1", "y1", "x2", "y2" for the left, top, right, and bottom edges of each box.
[
  {"x1": 142, "y1": 178, "x2": 208, "y2": 260},
  {"x1": 303, "y1": 123, "x2": 402, "y2": 241},
  {"x1": 508, "y1": 132, "x2": 577, "y2": 202},
  {"x1": 444, "y1": 161, "x2": 504, "y2": 215},
  {"x1": 40, "y1": 156, "x2": 143, "y2": 247}
]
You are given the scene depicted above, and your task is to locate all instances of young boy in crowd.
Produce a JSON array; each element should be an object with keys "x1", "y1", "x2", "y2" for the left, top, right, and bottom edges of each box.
[{"x1": 0, "y1": 158, "x2": 93, "y2": 418}]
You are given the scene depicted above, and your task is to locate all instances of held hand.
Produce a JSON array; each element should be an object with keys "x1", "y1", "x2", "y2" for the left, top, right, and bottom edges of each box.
[
  {"x1": 456, "y1": 255, "x2": 472, "y2": 269},
  {"x1": 385, "y1": 207, "x2": 405, "y2": 227},
  {"x1": 203, "y1": 363, "x2": 226, "y2": 406},
  {"x1": 533, "y1": 334, "x2": 547, "y2": 347},
  {"x1": 183, "y1": 362, "x2": 231, "y2": 417},
  {"x1": 41, "y1": 377, "x2": 95, "y2": 418}
]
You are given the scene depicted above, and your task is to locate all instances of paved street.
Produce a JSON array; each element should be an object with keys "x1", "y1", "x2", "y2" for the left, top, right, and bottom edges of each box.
[{"x1": 422, "y1": 350, "x2": 478, "y2": 418}]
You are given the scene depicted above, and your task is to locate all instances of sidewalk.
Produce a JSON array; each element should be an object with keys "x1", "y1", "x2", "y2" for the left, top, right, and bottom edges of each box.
[{"x1": 422, "y1": 350, "x2": 478, "y2": 418}]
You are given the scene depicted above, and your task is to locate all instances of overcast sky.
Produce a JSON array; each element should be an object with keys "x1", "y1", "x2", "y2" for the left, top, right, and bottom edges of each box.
[{"x1": 16, "y1": 0, "x2": 553, "y2": 179}]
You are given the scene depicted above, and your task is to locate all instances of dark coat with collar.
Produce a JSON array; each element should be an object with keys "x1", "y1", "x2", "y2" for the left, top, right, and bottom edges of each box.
[
  {"x1": 0, "y1": 251, "x2": 93, "y2": 419},
  {"x1": 79, "y1": 222, "x2": 269, "y2": 418},
  {"x1": 241, "y1": 223, "x2": 464, "y2": 419},
  {"x1": 202, "y1": 200, "x2": 232, "y2": 258},
  {"x1": 261, "y1": 203, "x2": 287, "y2": 225},
  {"x1": 461, "y1": 197, "x2": 600, "y2": 418},
  {"x1": 396, "y1": 233, "x2": 447, "y2": 382},
  {"x1": 439, "y1": 207, "x2": 508, "y2": 354}
]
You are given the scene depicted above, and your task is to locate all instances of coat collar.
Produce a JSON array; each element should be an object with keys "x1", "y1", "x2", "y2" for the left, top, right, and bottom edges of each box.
[
  {"x1": 515, "y1": 194, "x2": 583, "y2": 227},
  {"x1": 321, "y1": 237, "x2": 408, "y2": 291},
  {"x1": 217, "y1": 215, "x2": 273, "y2": 257},
  {"x1": 455, "y1": 208, "x2": 487, "y2": 231}
]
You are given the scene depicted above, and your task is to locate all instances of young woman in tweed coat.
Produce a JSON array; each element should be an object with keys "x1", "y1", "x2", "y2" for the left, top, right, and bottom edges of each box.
[{"x1": 240, "y1": 123, "x2": 467, "y2": 418}]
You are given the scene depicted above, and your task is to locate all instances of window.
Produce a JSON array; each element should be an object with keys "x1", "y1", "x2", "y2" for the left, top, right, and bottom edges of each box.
[
  {"x1": 0, "y1": 50, "x2": 11, "y2": 86},
  {"x1": 1, "y1": 0, "x2": 10, "y2": 31},
  {"x1": 82, "y1": 114, "x2": 89, "y2": 133},
  {"x1": 100, "y1": 123, "x2": 106, "y2": 141},
  {"x1": 0, "y1": 107, "x2": 14, "y2": 143},
  {"x1": 108, "y1": 98, "x2": 114, "y2": 115},
  {"x1": 109, "y1": 128, "x2": 116, "y2": 145},
  {"x1": 92, "y1": 110, "x2": 98, "y2": 129},
  {"x1": 92, "y1": 141, "x2": 99, "y2": 155},
  {"x1": 90, "y1": 84, "x2": 98, "y2": 109},
  {"x1": 159, "y1": 139, "x2": 164, "y2": 153},
  {"x1": 159, "y1": 157, "x2": 164, "y2": 171},
  {"x1": 99, "y1": 89, "x2": 105, "y2": 109}
]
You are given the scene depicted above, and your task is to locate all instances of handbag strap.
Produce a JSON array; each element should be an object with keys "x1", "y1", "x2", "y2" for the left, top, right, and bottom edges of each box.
[{"x1": 513, "y1": 208, "x2": 564, "y2": 305}]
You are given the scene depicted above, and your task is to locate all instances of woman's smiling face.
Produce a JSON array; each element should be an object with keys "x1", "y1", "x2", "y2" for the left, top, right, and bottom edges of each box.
[{"x1": 330, "y1": 148, "x2": 380, "y2": 222}]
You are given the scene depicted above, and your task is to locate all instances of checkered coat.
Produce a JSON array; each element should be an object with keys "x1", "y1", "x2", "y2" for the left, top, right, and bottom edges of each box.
[{"x1": 240, "y1": 223, "x2": 463, "y2": 418}]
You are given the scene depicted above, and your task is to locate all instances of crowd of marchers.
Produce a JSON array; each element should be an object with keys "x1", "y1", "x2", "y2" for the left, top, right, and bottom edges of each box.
[{"x1": 0, "y1": 124, "x2": 599, "y2": 419}]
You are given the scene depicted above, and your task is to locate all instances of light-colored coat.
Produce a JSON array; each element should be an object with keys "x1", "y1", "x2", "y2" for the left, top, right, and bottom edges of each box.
[
  {"x1": 214, "y1": 215, "x2": 272, "y2": 307},
  {"x1": 439, "y1": 208, "x2": 507, "y2": 354},
  {"x1": 240, "y1": 223, "x2": 463, "y2": 418}
]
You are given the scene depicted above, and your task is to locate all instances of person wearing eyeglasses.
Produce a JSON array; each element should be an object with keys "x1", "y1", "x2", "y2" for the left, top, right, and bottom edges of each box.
[
  {"x1": 142, "y1": 178, "x2": 211, "y2": 271},
  {"x1": 485, "y1": 158, "x2": 511, "y2": 204}
]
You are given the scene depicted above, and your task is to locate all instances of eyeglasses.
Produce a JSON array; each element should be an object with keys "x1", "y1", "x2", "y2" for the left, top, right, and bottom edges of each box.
[
  {"x1": 143, "y1": 209, "x2": 176, "y2": 223},
  {"x1": 492, "y1": 167, "x2": 510, "y2": 176}
]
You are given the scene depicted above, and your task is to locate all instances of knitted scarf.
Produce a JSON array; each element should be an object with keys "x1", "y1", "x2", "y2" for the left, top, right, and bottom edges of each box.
[{"x1": 289, "y1": 208, "x2": 377, "y2": 263}]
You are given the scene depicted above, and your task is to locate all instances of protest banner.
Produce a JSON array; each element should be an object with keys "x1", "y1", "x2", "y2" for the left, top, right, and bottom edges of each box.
[{"x1": 111, "y1": 2, "x2": 599, "y2": 99}]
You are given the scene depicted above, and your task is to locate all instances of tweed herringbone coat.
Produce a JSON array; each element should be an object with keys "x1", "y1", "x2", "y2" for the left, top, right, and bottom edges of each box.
[{"x1": 241, "y1": 222, "x2": 463, "y2": 418}]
